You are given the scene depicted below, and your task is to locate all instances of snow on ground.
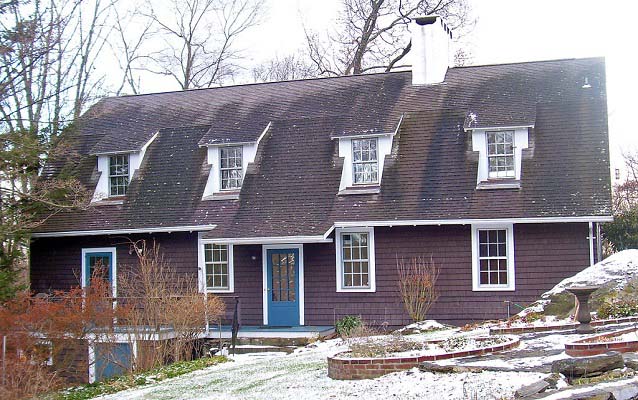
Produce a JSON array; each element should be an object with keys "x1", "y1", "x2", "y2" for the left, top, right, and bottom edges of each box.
[
  {"x1": 93, "y1": 322, "x2": 638, "y2": 400},
  {"x1": 97, "y1": 336, "x2": 543, "y2": 400}
]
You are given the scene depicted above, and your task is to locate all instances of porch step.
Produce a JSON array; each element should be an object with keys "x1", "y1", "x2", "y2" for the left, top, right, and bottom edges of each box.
[
  {"x1": 228, "y1": 345, "x2": 297, "y2": 355},
  {"x1": 235, "y1": 336, "x2": 313, "y2": 347}
]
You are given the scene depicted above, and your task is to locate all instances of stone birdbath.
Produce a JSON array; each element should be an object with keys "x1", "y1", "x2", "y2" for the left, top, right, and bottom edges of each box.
[{"x1": 565, "y1": 286, "x2": 600, "y2": 334}]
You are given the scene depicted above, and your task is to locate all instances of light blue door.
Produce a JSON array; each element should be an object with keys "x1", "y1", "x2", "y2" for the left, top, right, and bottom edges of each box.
[
  {"x1": 84, "y1": 252, "x2": 113, "y2": 286},
  {"x1": 267, "y1": 249, "x2": 300, "y2": 326},
  {"x1": 95, "y1": 342, "x2": 131, "y2": 381}
]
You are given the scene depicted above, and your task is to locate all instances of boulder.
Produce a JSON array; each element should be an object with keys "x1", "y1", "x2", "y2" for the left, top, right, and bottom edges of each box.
[
  {"x1": 418, "y1": 362, "x2": 483, "y2": 374},
  {"x1": 514, "y1": 373, "x2": 561, "y2": 398},
  {"x1": 551, "y1": 352, "x2": 625, "y2": 380}
]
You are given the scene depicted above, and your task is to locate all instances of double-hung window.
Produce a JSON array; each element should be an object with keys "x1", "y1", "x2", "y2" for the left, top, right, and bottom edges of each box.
[
  {"x1": 109, "y1": 155, "x2": 129, "y2": 196},
  {"x1": 486, "y1": 131, "x2": 515, "y2": 179},
  {"x1": 220, "y1": 146, "x2": 243, "y2": 190},
  {"x1": 471, "y1": 225, "x2": 515, "y2": 291},
  {"x1": 336, "y1": 228, "x2": 376, "y2": 292},
  {"x1": 203, "y1": 244, "x2": 234, "y2": 292},
  {"x1": 352, "y1": 138, "x2": 378, "y2": 184}
]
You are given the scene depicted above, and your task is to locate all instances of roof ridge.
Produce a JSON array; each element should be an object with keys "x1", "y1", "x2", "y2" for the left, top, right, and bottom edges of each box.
[
  {"x1": 107, "y1": 70, "x2": 411, "y2": 100},
  {"x1": 453, "y1": 56, "x2": 604, "y2": 69}
]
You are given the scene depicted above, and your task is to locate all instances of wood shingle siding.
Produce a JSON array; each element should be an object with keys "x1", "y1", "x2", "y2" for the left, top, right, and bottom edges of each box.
[{"x1": 30, "y1": 223, "x2": 591, "y2": 326}]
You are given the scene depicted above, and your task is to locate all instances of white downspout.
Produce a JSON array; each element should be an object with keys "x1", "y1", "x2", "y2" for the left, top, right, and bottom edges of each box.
[{"x1": 588, "y1": 222, "x2": 595, "y2": 266}]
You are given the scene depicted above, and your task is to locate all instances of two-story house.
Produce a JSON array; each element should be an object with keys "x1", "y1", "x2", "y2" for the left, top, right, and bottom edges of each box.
[{"x1": 30, "y1": 16, "x2": 612, "y2": 328}]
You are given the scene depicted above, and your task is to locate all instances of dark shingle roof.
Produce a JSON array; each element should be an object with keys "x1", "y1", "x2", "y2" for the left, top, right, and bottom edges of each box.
[{"x1": 35, "y1": 57, "x2": 612, "y2": 237}]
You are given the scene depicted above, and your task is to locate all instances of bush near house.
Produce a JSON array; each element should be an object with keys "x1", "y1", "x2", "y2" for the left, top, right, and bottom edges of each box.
[{"x1": 0, "y1": 240, "x2": 225, "y2": 399}]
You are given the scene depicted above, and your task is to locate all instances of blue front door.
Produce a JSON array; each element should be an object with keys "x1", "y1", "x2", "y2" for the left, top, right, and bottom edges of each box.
[
  {"x1": 267, "y1": 249, "x2": 300, "y2": 326},
  {"x1": 84, "y1": 252, "x2": 113, "y2": 286}
]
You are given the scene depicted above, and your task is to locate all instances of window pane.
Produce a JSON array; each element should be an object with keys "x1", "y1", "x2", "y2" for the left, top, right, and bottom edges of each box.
[
  {"x1": 477, "y1": 229, "x2": 509, "y2": 287},
  {"x1": 352, "y1": 138, "x2": 379, "y2": 184},
  {"x1": 341, "y1": 232, "x2": 370, "y2": 288},
  {"x1": 205, "y1": 244, "x2": 230, "y2": 290},
  {"x1": 220, "y1": 146, "x2": 243, "y2": 190}
]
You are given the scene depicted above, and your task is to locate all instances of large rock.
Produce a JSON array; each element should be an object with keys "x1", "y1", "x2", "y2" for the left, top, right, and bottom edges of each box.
[{"x1": 551, "y1": 352, "x2": 625, "y2": 379}]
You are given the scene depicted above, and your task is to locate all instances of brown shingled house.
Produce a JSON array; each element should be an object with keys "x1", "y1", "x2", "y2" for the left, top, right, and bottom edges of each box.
[{"x1": 30, "y1": 17, "x2": 612, "y2": 331}]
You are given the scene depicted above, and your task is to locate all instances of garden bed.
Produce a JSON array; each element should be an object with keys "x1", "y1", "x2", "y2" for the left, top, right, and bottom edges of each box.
[
  {"x1": 489, "y1": 315, "x2": 638, "y2": 335},
  {"x1": 565, "y1": 326, "x2": 638, "y2": 357},
  {"x1": 327, "y1": 335, "x2": 519, "y2": 380}
]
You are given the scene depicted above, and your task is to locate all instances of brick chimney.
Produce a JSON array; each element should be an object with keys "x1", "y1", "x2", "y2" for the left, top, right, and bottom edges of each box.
[{"x1": 411, "y1": 16, "x2": 452, "y2": 85}]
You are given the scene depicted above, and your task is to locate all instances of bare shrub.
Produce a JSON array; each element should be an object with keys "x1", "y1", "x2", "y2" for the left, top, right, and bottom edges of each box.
[
  {"x1": 397, "y1": 256, "x2": 440, "y2": 322},
  {"x1": 118, "y1": 239, "x2": 224, "y2": 370},
  {"x1": 0, "y1": 276, "x2": 127, "y2": 398},
  {"x1": 349, "y1": 334, "x2": 423, "y2": 358}
]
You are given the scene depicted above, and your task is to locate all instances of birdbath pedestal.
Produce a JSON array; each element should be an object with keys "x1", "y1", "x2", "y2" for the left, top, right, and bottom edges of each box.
[{"x1": 566, "y1": 286, "x2": 600, "y2": 334}]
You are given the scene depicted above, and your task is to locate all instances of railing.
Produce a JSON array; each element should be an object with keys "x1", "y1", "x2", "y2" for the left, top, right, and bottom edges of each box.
[
  {"x1": 214, "y1": 295, "x2": 240, "y2": 354},
  {"x1": 27, "y1": 293, "x2": 239, "y2": 333}
]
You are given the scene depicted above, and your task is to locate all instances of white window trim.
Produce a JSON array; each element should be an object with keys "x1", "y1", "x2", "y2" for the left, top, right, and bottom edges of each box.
[
  {"x1": 261, "y1": 244, "x2": 305, "y2": 326},
  {"x1": 81, "y1": 247, "x2": 117, "y2": 298},
  {"x1": 108, "y1": 154, "x2": 130, "y2": 197},
  {"x1": 471, "y1": 127, "x2": 529, "y2": 185},
  {"x1": 335, "y1": 227, "x2": 376, "y2": 293},
  {"x1": 198, "y1": 234, "x2": 235, "y2": 293},
  {"x1": 486, "y1": 130, "x2": 515, "y2": 179},
  {"x1": 351, "y1": 137, "x2": 379, "y2": 185},
  {"x1": 219, "y1": 145, "x2": 243, "y2": 191},
  {"x1": 471, "y1": 223, "x2": 515, "y2": 292},
  {"x1": 336, "y1": 134, "x2": 394, "y2": 191}
]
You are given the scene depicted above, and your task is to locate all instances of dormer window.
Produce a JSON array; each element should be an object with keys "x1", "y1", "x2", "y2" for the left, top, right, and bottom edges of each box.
[
  {"x1": 352, "y1": 138, "x2": 378, "y2": 185},
  {"x1": 469, "y1": 126, "x2": 530, "y2": 189},
  {"x1": 109, "y1": 155, "x2": 129, "y2": 196},
  {"x1": 486, "y1": 131, "x2": 515, "y2": 179},
  {"x1": 220, "y1": 146, "x2": 243, "y2": 190}
]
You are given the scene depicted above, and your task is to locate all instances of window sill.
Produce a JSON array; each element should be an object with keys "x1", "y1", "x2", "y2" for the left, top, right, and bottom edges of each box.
[
  {"x1": 338, "y1": 185, "x2": 381, "y2": 196},
  {"x1": 91, "y1": 197, "x2": 125, "y2": 206},
  {"x1": 205, "y1": 288, "x2": 234, "y2": 294},
  {"x1": 202, "y1": 191, "x2": 240, "y2": 201},
  {"x1": 336, "y1": 287, "x2": 376, "y2": 293},
  {"x1": 476, "y1": 180, "x2": 520, "y2": 190},
  {"x1": 472, "y1": 285, "x2": 515, "y2": 292}
]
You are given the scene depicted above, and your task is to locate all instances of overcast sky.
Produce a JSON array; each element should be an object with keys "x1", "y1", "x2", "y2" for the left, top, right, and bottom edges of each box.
[{"x1": 234, "y1": 0, "x2": 637, "y2": 175}]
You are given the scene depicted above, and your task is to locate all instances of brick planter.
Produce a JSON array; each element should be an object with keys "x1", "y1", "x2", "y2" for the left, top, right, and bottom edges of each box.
[
  {"x1": 327, "y1": 336, "x2": 520, "y2": 380},
  {"x1": 489, "y1": 315, "x2": 638, "y2": 335},
  {"x1": 565, "y1": 327, "x2": 638, "y2": 357}
]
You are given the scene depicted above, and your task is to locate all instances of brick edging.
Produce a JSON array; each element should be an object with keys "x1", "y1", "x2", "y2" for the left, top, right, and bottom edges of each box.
[
  {"x1": 327, "y1": 336, "x2": 520, "y2": 380},
  {"x1": 489, "y1": 315, "x2": 638, "y2": 335},
  {"x1": 565, "y1": 327, "x2": 638, "y2": 357}
]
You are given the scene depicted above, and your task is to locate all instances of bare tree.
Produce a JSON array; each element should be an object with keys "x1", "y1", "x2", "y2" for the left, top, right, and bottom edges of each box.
[
  {"x1": 613, "y1": 150, "x2": 638, "y2": 213},
  {"x1": 305, "y1": 0, "x2": 474, "y2": 76},
  {"x1": 143, "y1": 0, "x2": 263, "y2": 89},
  {"x1": 110, "y1": 6, "x2": 152, "y2": 95},
  {"x1": 252, "y1": 53, "x2": 318, "y2": 83},
  {"x1": 70, "y1": 0, "x2": 117, "y2": 119}
]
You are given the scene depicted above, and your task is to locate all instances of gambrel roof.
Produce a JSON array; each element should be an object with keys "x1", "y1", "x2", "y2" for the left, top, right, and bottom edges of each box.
[{"x1": 34, "y1": 57, "x2": 612, "y2": 238}]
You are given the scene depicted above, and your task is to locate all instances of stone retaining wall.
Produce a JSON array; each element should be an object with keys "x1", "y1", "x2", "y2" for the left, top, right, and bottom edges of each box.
[{"x1": 327, "y1": 337, "x2": 520, "y2": 380}]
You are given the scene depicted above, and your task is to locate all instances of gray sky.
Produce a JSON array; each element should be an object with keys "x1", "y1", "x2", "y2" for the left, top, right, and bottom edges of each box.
[{"x1": 235, "y1": 0, "x2": 637, "y2": 175}]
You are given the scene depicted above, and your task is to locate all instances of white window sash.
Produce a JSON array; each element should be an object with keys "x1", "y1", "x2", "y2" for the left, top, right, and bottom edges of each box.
[
  {"x1": 352, "y1": 138, "x2": 379, "y2": 185},
  {"x1": 471, "y1": 224, "x2": 515, "y2": 291},
  {"x1": 108, "y1": 155, "x2": 129, "y2": 196},
  {"x1": 219, "y1": 146, "x2": 243, "y2": 190},
  {"x1": 486, "y1": 131, "x2": 515, "y2": 179},
  {"x1": 198, "y1": 238, "x2": 234, "y2": 293},
  {"x1": 335, "y1": 227, "x2": 376, "y2": 293}
]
